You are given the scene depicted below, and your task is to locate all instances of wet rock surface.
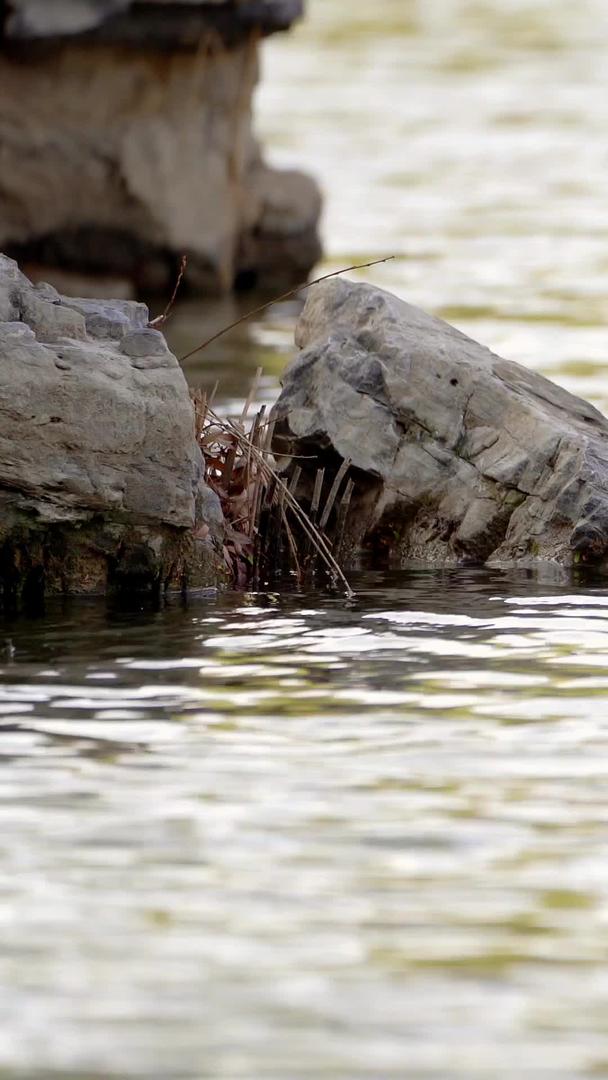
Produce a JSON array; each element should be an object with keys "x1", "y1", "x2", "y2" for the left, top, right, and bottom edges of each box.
[
  {"x1": 0, "y1": 254, "x2": 224, "y2": 604},
  {"x1": 271, "y1": 279, "x2": 608, "y2": 570},
  {"x1": 0, "y1": 1, "x2": 320, "y2": 296}
]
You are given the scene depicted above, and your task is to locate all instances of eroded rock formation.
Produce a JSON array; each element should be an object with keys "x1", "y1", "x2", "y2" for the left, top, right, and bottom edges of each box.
[
  {"x1": 0, "y1": 253, "x2": 224, "y2": 604},
  {"x1": 272, "y1": 279, "x2": 608, "y2": 570},
  {"x1": 0, "y1": 1, "x2": 320, "y2": 295}
]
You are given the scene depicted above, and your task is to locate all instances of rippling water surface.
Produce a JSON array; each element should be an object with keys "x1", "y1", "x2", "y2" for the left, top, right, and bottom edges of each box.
[
  {"x1": 3, "y1": 572, "x2": 608, "y2": 1077},
  {"x1": 5, "y1": 1, "x2": 608, "y2": 1076}
]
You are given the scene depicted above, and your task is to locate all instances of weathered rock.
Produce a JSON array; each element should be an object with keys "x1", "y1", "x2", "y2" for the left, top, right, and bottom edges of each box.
[
  {"x1": 3, "y1": 2, "x2": 304, "y2": 44},
  {"x1": 0, "y1": 1, "x2": 321, "y2": 296},
  {"x1": 271, "y1": 279, "x2": 608, "y2": 570},
  {"x1": 0, "y1": 254, "x2": 225, "y2": 604}
]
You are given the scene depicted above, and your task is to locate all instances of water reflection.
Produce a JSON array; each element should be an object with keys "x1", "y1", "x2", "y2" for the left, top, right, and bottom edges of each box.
[{"x1": 2, "y1": 571, "x2": 608, "y2": 1075}]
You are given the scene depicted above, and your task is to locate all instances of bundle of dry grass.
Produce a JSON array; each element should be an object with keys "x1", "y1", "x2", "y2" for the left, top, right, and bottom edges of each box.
[
  {"x1": 173, "y1": 256, "x2": 394, "y2": 595},
  {"x1": 191, "y1": 372, "x2": 354, "y2": 596}
]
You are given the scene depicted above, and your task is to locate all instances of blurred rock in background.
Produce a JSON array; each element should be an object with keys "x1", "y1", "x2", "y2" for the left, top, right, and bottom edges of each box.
[{"x1": 0, "y1": 0, "x2": 321, "y2": 297}]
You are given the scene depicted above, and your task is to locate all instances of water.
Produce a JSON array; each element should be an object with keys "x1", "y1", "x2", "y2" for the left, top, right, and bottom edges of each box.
[
  {"x1": 3, "y1": 572, "x2": 608, "y2": 1078},
  {"x1": 4, "y1": 1, "x2": 608, "y2": 1076}
]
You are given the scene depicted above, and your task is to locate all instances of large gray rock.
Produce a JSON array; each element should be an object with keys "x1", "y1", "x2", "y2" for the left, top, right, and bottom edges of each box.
[
  {"x1": 0, "y1": 1, "x2": 320, "y2": 296},
  {"x1": 271, "y1": 279, "x2": 608, "y2": 569},
  {"x1": 4, "y1": 1, "x2": 128, "y2": 38},
  {"x1": 3, "y1": 2, "x2": 304, "y2": 43},
  {"x1": 0, "y1": 254, "x2": 224, "y2": 602}
]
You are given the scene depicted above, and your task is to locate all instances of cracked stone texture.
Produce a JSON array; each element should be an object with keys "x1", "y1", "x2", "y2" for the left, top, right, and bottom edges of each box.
[
  {"x1": 0, "y1": 253, "x2": 224, "y2": 600},
  {"x1": 0, "y1": 1, "x2": 320, "y2": 295},
  {"x1": 271, "y1": 278, "x2": 608, "y2": 569}
]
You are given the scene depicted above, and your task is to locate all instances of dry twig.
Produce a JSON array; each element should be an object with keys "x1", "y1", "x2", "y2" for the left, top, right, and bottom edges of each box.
[
  {"x1": 179, "y1": 256, "x2": 395, "y2": 363},
  {"x1": 149, "y1": 255, "x2": 188, "y2": 328}
]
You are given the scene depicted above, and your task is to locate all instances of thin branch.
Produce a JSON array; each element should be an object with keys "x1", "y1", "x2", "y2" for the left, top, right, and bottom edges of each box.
[
  {"x1": 240, "y1": 366, "x2": 263, "y2": 426},
  {"x1": 149, "y1": 255, "x2": 187, "y2": 328},
  {"x1": 178, "y1": 255, "x2": 395, "y2": 363},
  {"x1": 319, "y1": 458, "x2": 352, "y2": 532},
  {"x1": 310, "y1": 468, "x2": 325, "y2": 526},
  {"x1": 335, "y1": 478, "x2": 355, "y2": 561}
]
